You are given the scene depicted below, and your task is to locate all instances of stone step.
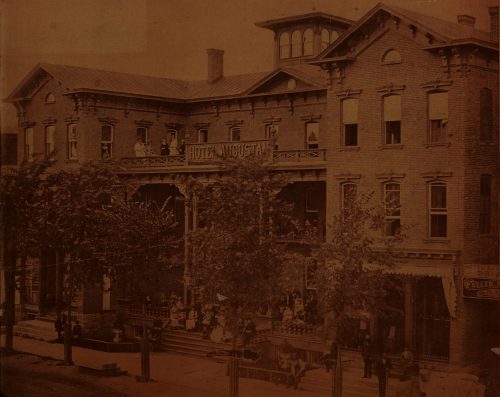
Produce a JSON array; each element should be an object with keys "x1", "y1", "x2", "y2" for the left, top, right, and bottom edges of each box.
[{"x1": 14, "y1": 319, "x2": 58, "y2": 341}]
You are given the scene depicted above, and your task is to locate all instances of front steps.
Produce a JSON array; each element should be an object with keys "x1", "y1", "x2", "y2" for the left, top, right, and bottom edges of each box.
[
  {"x1": 14, "y1": 318, "x2": 58, "y2": 341},
  {"x1": 162, "y1": 329, "x2": 233, "y2": 358}
]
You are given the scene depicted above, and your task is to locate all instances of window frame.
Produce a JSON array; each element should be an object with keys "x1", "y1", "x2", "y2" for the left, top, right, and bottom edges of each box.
[
  {"x1": 480, "y1": 88, "x2": 493, "y2": 143},
  {"x1": 229, "y1": 125, "x2": 241, "y2": 142},
  {"x1": 198, "y1": 128, "x2": 208, "y2": 143},
  {"x1": 291, "y1": 30, "x2": 302, "y2": 58},
  {"x1": 428, "y1": 181, "x2": 448, "y2": 238},
  {"x1": 321, "y1": 29, "x2": 330, "y2": 51},
  {"x1": 136, "y1": 126, "x2": 148, "y2": 144},
  {"x1": 383, "y1": 94, "x2": 402, "y2": 145},
  {"x1": 381, "y1": 49, "x2": 402, "y2": 64},
  {"x1": 67, "y1": 123, "x2": 78, "y2": 160},
  {"x1": 428, "y1": 91, "x2": 449, "y2": 144},
  {"x1": 305, "y1": 122, "x2": 319, "y2": 149},
  {"x1": 479, "y1": 174, "x2": 492, "y2": 234},
  {"x1": 303, "y1": 28, "x2": 313, "y2": 56},
  {"x1": 342, "y1": 98, "x2": 359, "y2": 147},
  {"x1": 101, "y1": 124, "x2": 114, "y2": 159},
  {"x1": 384, "y1": 182, "x2": 401, "y2": 236},
  {"x1": 279, "y1": 32, "x2": 291, "y2": 59},
  {"x1": 24, "y1": 127, "x2": 34, "y2": 161},
  {"x1": 44, "y1": 125, "x2": 55, "y2": 157},
  {"x1": 44, "y1": 92, "x2": 55, "y2": 104},
  {"x1": 341, "y1": 182, "x2": 357, "y2": 211}
]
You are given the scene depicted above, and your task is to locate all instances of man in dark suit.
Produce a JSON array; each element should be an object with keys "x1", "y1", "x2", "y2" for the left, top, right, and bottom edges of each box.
[{"x1": 375, "y1": 353, "x2": 392, "y2": 397}]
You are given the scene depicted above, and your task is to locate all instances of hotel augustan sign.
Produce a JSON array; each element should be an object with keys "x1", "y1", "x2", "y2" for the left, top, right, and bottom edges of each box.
[
  {"x1": 463, "y1": 264, "x2": 500, "y2": 300},
  {"x1": 186, "y1": 140, "x2": 269, "y2": 162}
]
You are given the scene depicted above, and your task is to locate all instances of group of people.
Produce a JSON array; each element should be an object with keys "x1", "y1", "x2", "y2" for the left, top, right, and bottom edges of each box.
[
  {"x1": 278, "y1": 289, "x2": 319, "y2": 325},
  {"x1": 134, "y1": 137, "x2": 185, "y2": 157},
  {"x1": 54, "y1": 313, "x2": 82, "y2": 345}
]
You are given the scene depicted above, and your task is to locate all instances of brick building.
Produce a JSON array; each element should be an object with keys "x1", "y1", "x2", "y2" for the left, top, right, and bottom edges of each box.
[{"x1": 5, "y1": 4, "x2": 499, "y2": 369}]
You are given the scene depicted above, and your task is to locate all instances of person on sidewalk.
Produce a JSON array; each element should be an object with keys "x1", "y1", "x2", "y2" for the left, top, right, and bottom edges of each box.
[
  {"x1": 54, "y1": 314, "x2": 66, "y2": 342},
  {"x1": 375, "y1": 353, "x2": 392, "y2": 397},
  {"x1": 72, "y1": 320, "x2": 82, "y2": 345},
  {"x1": 289, "y1": 351, "x2": 306, "y2": 390},
  {"x1": 400, "y1": 346, "x2": 415, "y2": 380},
  {"x1": 361, "y1": 334, "x2": 374, "y2": 378}
]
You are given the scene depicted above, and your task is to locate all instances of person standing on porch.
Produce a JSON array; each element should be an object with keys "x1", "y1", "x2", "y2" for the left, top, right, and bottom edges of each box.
[{"x1": 361, "y1": 334, "x2": 374, "y2": 378}]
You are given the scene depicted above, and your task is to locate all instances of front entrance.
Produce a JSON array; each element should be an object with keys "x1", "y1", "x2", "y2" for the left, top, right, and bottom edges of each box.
[{"x1": 375, "y1": 279, "x2": 405, "y2": 354}]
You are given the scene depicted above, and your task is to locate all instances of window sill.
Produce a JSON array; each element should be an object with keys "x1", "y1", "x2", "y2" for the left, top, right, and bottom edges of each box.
[
  {"x1": 424, "y1": 142, "x2": 451, "y2": 148},
  {"x1": 340, "y1": 146, "x2": 360, "y2": 152},
  {"x1": 378, "y1": 144, "x2": 404, "y2": 150},
  {"x1": 423, "y1": 238, "x2": 451, "y2": 244}
]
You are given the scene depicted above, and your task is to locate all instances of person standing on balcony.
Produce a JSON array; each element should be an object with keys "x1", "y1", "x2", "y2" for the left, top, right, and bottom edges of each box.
[
  {"x1": 134, "y1": 137, "x2": 146, "y2": 157},
  {"x1": 170, "y1": 136, "x2": 178, "y2": 155},
  {"x1": 179, "y1": 139, "x2": 185, "y2": 155},
  {"x1": 160, "y1": 139, "x2": 169, "y2": 156}
]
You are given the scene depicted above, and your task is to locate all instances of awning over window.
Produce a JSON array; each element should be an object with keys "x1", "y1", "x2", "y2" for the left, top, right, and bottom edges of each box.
[
  {"x1": 342, "y1": 98, "x2": 359, "y2": 124},
  {"x1": 367, "y1": 263, "x2": 457, "y2": 318},
  {"x1": 428, "y1": 92, "x2": 448, "y2": 120},
  {"x1": 383, "y1": 95, "x2": 401, "y2": 121}
]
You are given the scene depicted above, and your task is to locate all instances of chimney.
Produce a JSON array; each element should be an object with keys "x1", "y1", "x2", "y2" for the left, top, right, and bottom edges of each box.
[
  {"x1": 207, "y1": 48, "x2": 224, "y2": 83},
  {"x1": 457, "y1": 14, "x2": 476, "y2": 28},
  {"x1": 489, "y1": 6, "x2": 499, "y2": 42}
]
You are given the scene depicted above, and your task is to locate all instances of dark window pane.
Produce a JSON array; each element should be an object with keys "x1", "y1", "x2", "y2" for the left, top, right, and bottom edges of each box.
[
  {"x1": 385, "y1": 219, "x2": 401, "y2": 236},
  {"x1": 385, "y1": 121, "x2": 401, "y2": 144},
  {"x1": 431, "y1": 185, "x2": 446, "y2": 208},
  {"x1": 344, "y1": 124, "x2": 358, "y2": 146},
  {"x1": 431, "y1": 214, "x2": 447, "y2": 237}
]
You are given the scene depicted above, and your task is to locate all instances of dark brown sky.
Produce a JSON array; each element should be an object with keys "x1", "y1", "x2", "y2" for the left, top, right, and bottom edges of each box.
[{"x1": 0, "y1": 0, "x2": 496, "y2": 131}]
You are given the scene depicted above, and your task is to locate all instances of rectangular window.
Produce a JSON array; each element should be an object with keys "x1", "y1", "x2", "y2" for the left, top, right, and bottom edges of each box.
[
  {"x1": 230, "y1": 126, "x2": 240, "y2": 141},
  {"x1": 480, "y1": 88, "x2": 493, "y2": 142},
  {"x1": 101, "y1": 125, "x2": 113, "y2": 159},
  {"x1": 480, "y1": 175, "x2": 491, "y2": 233},
  {"x1": 343, "y1": 98, "x2": 358, "y2": 146},
  {"x1": 428, "y1": 92, "x2": 448, "y2": 143},
  {"x1": 342, "y1": 183, "x2": 357, "y2": 211},
  {"x1": 24, "y1": 127, "x2": 34, "y2": 161},
  {"x1": 198, "y1": 129, "x2": 208, "y2": 143},
  {"x1": 429, "y1": 183, "x2": 447, "y2": 237},
  {"x1": 306, "y1": 122, "x2": 319, "y2": 149},
  {"x1": 384, "y1": 183, "x2": 401, "y2": 236},
  {"x1": 45, "y1": 125, "x2": 55, "y2": 156},
  {"x1": 384, "y1": 95, "x2": 401, "y2": 144},
  {"x1": 67, "y1": 124, "x2": 78, "y2": 160},
  {"x1": 305, "y1": 188, "x2": 320, "y2": 230},
  {"x1": 137, "y1": 127, "x2": 148, "y2": 144}
]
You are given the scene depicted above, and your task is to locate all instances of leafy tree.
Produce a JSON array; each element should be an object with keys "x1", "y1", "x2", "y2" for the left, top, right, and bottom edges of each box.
[
  {"x1": 312, "y1": 191, "x2": 404, "y2": 355},
  {"x1": 189, "y1": 157, "x2": 297, "y2": 396},
  {"x1": 0, "y1": 158, "x2": 52, "y2": 353}
]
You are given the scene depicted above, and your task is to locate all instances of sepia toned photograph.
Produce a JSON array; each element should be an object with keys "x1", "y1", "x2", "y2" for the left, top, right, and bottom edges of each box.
[{"x1": 0, "y1": 0, "x2": 499, "y2": 396}]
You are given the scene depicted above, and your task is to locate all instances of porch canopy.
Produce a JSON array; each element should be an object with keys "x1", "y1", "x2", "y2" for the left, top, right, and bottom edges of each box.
[{"x1": 366, "y1": 262, "x2": 457, "y2": 318}]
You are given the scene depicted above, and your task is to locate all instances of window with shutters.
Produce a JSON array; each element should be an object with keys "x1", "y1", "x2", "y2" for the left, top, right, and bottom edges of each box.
[
  {"x1": 342, "y1": 98, "x2": 359, "y2": 146},
  {"x1": 480, "y1": 88, "x2": 492, "y2": 142},
  {"x1": 480, "y1": 175, "x2": 491, "y2": 233},
  {"x1": 428, "y1": 92, "x2": 448, "y2": 143},
  {"x1": 384, "y1": 95, "x2": 401, "y2": 144}
]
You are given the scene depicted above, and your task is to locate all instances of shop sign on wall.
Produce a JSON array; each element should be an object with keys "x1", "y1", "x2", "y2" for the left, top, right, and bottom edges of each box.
[{"x1": 463, "y1": 264, "x2": 500, "y2": 300}]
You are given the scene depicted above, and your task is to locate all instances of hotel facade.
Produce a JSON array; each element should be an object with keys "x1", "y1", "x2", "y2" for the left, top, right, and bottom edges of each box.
[{"x1": 6, "y1": 3, "x2": 500, "y2": 369}]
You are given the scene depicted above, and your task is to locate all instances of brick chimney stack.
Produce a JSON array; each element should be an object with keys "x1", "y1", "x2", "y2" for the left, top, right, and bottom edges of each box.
[
  {"x1": 457, "y1": 14, "x2": 476, "y2": 27},
  {"x1": 489, "y1": 6, "x2": 499, "y2": 42},
  {"x1": 207, "y1": 49, "x2": 224, "y2": 83}
]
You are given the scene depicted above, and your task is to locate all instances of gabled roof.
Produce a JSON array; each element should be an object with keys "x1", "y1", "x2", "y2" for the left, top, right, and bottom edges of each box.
[
  {"x1": 318, "y1": 2, "x2": 496, "y2": 60},
  {"x1": 6, "y1": 63, "x2": 326, "y2": 103},
  {"x1": 255, "y1": 12, "x2": 353, "y2": 31}
]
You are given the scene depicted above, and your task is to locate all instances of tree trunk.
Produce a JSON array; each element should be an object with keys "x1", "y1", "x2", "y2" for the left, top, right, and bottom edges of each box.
[
  {"x1": 3, "y1": 248, "x2": 16, "y2": 354},
  {"x1": 139, "y1": 302, "x2": 150, "y2": 382},
  {"x1": 63, "y1": 286, "x2": 73, "y2": 365}
]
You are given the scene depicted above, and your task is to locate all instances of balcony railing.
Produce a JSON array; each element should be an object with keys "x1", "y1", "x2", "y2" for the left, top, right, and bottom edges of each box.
[{"x1": 119, "y1": 140, "x2": 326, "y2": 169}]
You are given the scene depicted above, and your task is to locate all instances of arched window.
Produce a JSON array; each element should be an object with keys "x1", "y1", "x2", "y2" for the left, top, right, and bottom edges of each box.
[
  {"x1": 429, "y1": 181, "x2": 447, "y2": 237},
  {"x1": 101, "y1": 124, "x2": 113, "y2": 159},
  {"x1": 45, "y1": 125, "x2": 55, "y2": 156},
  {"x1": 384, "y1": 182, "x2": 401, "y2": 235},
  {"x1": 342, "y1": 98, "x2": 359, "y2": 146},
  {"x1": 382, "y1": 49, "x2": 402, "y2": 64},
  {"x1": 291, "y1": 30, "x2": 302, "y2": 57},
  {"x1": 67, "y1": 124, "x2": 78, "y2": 160},
  {"x1": 303, "y1": 28, "x2": 313, "y2": 56},
  {"x1": 230, "y1": 126, "x2": 241, "y2": 141},
  {"x1": 330, "y1": 30, "x2": 339, "y2": 43},
  {"x1": 480, "y1": 88, "x2": 493, "y2": 142},
  {"x1": 321, "y1": 29, "x2": 330, "y2": 51},
  {"x1": 45, "y1": 92, "x2": 55, "y2": 103},
  {"x1": 383, "y1": 95, "x2": 402, "y2": 144},
  {"x1": 279, "y1": 32, "x2": 291, "y2": 59}
]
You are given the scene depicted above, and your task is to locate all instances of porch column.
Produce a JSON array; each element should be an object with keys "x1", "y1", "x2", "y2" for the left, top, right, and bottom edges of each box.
[
  {"x1": 183, "y1": 194, "x2": 192, "y2": 305},
  {"x1": 404, "y1": 277, "x2": 416, "y2": 352}
]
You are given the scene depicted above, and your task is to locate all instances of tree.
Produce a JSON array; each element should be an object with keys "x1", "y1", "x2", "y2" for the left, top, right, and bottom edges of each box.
[
  {"x1": 311, "y1": 191, "x2": 404, "y2": 396},
  {"x1": 0, "y1": 158, "x2": 52, "y2": 353},
  {"x1": 189, "y1": 157, "x2": 296, "y2": 396}
]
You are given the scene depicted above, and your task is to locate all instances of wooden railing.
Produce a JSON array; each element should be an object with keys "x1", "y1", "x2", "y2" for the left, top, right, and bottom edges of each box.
[{"x1": 127, "y1": 305, "x2": 170, "y2": 320}]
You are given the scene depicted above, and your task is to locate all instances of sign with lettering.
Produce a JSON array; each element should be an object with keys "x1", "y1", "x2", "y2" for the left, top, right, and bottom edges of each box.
[
  {"x1": 463, "y1": 264, "x2": 500, "y2": 300},
  {"x1": 186, "y1": 140, "x2": 269, "y2": 162}
]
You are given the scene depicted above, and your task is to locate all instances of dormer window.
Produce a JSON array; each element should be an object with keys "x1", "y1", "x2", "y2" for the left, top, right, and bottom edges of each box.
[
  {"x1": 45, "y1": 92, "x2": 55, "y2": 103},
  {"x1": 279, "y1": 32, "x2": 291, "y2": 59},
  {"x1": 321, "y1": 29, "x2": 330, "y2": 51},
  {"x1": 382, "y1": 49, "x2": 402, "y2": 64}
]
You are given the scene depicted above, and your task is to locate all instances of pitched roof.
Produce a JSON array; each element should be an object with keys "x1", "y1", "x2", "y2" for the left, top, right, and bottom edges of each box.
[
  {"x1": 317, "y1": 2, "x2": 497, "y2": 60},
  {"x1": 255, "y1": 11, "x2": 353, "y2": 30},
  {"x1": 7, "y1": 62, "x2": 326, "y2": 103}
]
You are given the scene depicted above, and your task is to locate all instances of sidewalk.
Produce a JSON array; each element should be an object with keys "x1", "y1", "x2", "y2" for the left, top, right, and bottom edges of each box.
[{"x1": 1, "y1": 336, "x2": 326, "y2": 397}]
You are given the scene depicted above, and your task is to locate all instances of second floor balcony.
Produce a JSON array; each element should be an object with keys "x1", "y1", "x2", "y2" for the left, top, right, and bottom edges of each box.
[{"x1": 120, "y1": 140, "x2": 326, "y2": 171}]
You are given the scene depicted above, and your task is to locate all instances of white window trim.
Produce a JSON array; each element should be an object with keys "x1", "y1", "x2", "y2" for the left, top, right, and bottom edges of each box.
[{"x1": 428, "y1": 182, "x2": 448, "y2": 238}]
